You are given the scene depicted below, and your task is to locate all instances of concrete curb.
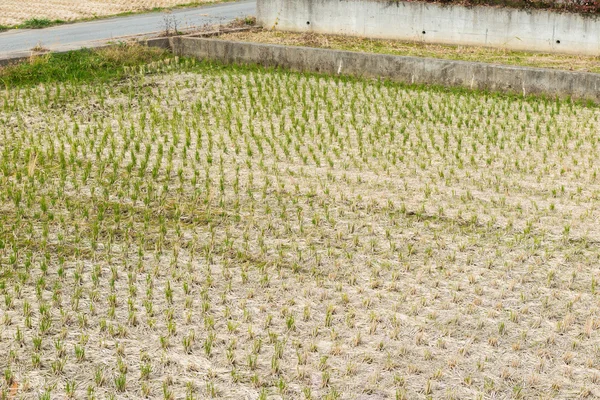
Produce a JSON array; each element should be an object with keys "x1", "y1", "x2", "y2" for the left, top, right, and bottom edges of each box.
[
  {"x1": 170, "y1": 36, "x2": 600, "y2": 103},
  {"x1": 0, "y1": 53, "x2": 32, "y2": 67},
  {"x1": 0, "y1": 42, "x2": 116, "y2": 67}
]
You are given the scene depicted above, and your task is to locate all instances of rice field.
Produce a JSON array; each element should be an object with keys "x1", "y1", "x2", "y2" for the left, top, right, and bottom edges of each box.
[
  {"x1": 0, "y1": 0, "x2": 216, "y2": 27},
  {"x1": 2, "y1": 57, "x2": 600, "y2": 399}
]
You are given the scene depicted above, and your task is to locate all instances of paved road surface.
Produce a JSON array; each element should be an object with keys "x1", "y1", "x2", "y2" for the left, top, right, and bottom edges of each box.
[{"x1": 0, "y1": 0, "x2": 255, "y2": 57}]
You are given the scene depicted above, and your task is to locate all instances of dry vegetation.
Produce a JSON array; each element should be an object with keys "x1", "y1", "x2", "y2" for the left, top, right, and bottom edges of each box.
[
  {"x1": 218, "y1": 29, "x2": 600, "y2": 74},
  {"x1": 2, "y1": 57, "x2": 600, "y2": 399},
  {"x1": 0, "y1": 0, "x2": 217, "y2": 27}
]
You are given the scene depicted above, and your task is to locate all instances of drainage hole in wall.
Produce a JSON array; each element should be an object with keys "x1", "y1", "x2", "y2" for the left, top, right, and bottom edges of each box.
[
  {"x1": 556, "y1": 39, "x2": 560, "y2": 44},
  {"x1": 307, "y1": 21, "x2": 310, "y2": 25},
  {"x1": 422, "y1": 30, "x2": 426, "y2": 34}
]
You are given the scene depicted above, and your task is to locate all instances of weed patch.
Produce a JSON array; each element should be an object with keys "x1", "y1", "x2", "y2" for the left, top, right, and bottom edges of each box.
[
  {"x1": 18, "y1": 18, "x2": 64, "y2": 29},
  {"x1": 0, "y1": 43, "x2": 172, "y2": 88}
]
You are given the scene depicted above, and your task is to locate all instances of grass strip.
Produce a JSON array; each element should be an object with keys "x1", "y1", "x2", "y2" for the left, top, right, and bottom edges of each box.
[
  {"x1": 18, "y1": 18, "x2": 65, "y2": 29},
  {"x1": 0, "y1": 43, "x2": 172, "y2": 88}
]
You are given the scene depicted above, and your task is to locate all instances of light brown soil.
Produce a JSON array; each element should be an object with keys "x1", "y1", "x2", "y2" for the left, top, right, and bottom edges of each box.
[{"x1": 0, "y1": 0, "x2": 216, "y2": 26}]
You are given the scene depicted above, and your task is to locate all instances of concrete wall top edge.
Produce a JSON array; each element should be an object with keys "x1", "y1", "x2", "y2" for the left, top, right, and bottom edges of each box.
[{"x1": 184, "y1": 37, "x2": 600, "y2": 78}]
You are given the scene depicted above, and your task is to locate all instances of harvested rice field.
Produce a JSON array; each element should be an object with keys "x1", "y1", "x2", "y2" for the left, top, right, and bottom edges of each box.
[
  {"x1": 0, "y1": 0, "x2": 216, "y2": 27},
  {"x1": 2, "y1": 55, "x2": 600, "y2": 399}
]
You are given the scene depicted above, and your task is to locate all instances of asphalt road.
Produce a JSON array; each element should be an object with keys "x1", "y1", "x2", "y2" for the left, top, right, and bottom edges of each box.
[{"x1": 0, "y1": 0, "x2": 255, "y2": 56}]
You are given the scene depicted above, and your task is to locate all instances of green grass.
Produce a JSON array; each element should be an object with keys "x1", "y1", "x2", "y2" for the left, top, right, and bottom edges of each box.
[
  {"x1": 18, "y1": 18, "x2": 65, "y2": 29},
  {"x1": 0, "y1": 44, "x2": 173, "y2": 88}
]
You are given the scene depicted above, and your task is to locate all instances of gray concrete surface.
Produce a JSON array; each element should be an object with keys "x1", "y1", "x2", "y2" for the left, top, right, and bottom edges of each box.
[
  {"x1": 172, "y1": 36, "x2": 600, "y2": 102},
  {"x1": 258, "y1": 0, "x2": 600, "y2": 56},
  {"x1": 0, "y1": 0, "x2": 255, "y2": 57}
]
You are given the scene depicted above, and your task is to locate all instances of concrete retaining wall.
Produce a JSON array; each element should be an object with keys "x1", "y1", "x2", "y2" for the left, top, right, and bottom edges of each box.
[
  {"x1": 171, "y1": 36, "x2": 600, "y2": 102},
  {"x1": 257, "y1": 0, "x2": 600, "y2": 56}
]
